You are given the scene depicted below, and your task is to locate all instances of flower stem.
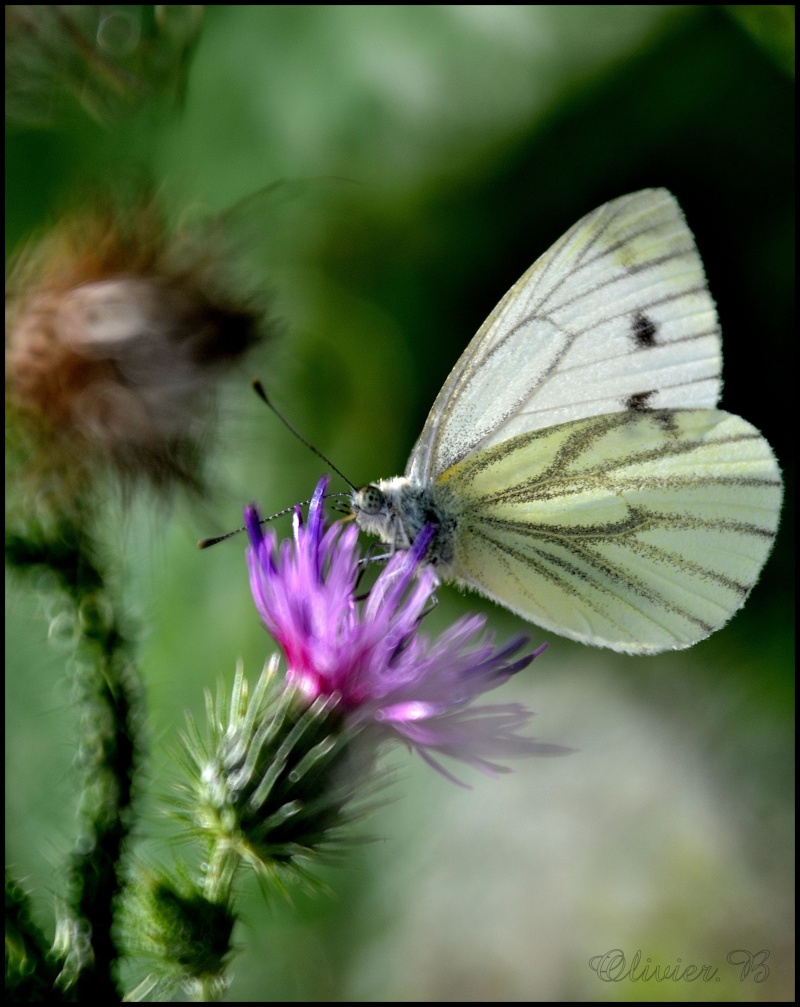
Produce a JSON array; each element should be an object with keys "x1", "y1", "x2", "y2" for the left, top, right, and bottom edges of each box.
[{"x1": 6, "y1": 513, "x2": 144, "y2": 1000}]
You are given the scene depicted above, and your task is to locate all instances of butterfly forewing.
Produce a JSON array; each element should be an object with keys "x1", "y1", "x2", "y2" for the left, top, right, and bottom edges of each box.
[
  {"x1": 438, "y1": 410, "x2": 781, "y2": 653},
  {"x1": 407, "y1": 189, "x2": 722, "y2": 484}
]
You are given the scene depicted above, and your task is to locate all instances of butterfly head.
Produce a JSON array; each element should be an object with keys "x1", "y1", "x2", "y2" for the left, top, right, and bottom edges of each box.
[
  {"x1": 351, "y1": 476, "x2": 460, "y2": 573},
  {"x1": 351, "y1": 477, "x2": 414, "y2": 548},
  {"x1": 352, "y1": 481, "x2": 394, "y2": 543}
]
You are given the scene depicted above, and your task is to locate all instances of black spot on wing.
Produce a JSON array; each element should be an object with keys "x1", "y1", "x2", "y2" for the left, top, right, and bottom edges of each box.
[
  {"x1": 631, "y1": 311, "x2": 659, "y2": 348},
  {"x1": 625, "y1": 390, "x2": 655, "y2": 412},
  {"x1": 654, "y1": 410, "x2": 680, "y2": 434}
]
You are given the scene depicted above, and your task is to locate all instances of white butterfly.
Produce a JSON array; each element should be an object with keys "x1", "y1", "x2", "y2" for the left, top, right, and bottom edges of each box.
[{"x1": 352, "y1": 189, "x2": 782, "y2": 654}]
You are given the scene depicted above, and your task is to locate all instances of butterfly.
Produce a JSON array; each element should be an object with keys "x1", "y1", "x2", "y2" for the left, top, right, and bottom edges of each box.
[{"x1": 351, "y1": 189, "x2": 782, "y2": 654}]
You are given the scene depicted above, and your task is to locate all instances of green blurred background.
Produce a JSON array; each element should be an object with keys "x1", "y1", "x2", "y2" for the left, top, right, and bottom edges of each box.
[{"x1": 6, "y1": 6, "x2": 794, "y2": 1001}]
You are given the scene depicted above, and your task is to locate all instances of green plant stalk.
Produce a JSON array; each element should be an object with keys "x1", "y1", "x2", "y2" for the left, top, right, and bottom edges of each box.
[{"x1": 6, "y1": 514, "x2": 144, "y2": 1001}]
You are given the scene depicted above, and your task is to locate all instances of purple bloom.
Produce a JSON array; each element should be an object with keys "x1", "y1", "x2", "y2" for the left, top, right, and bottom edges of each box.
[{"x1": 245, "y1": 477, "x2": 563, "y2": 783}]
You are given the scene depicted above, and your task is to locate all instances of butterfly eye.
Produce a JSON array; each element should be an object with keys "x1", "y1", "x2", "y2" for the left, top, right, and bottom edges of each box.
[{"x1": 355, "y1": 485, "x2": 385, "y2": 516}]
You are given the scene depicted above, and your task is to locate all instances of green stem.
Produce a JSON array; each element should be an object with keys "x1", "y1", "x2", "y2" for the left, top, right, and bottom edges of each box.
[{"x1": 6, "y1": 517, "x2": 144, "y2": 1001}]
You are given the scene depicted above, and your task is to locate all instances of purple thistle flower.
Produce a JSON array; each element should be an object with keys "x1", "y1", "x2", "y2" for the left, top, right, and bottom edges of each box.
[{"x1": 245, "y1": 477, "x2": 564, "y2": 783}]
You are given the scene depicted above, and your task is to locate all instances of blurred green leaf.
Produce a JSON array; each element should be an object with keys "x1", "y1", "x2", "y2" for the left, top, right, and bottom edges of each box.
[{"x1": 726, "y1": 5, "x2": 795, "y2": 76}]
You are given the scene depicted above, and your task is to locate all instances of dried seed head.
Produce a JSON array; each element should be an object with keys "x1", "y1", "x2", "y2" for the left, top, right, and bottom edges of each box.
[{"x1": 6, "y1": 197, "x2": 262, "y2": 500}]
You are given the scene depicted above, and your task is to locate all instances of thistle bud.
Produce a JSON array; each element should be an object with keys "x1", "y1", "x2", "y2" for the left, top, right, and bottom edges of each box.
[
  {"x1": 176, "y1": 661, "x2": 374, "y2": 882},
  {"x1": 116, "y1": 869, "x2": 236, "y2": 1002}
]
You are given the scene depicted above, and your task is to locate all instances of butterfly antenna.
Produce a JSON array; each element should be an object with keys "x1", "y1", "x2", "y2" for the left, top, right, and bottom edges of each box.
[
  {"x1": 198, "y1": 492, "x2": 352, "y2": 549},
  {"x1": 197, "y1": 527, "x2": 248, "y2": 549},
  {"x1": 251, "y1": 377, "x2": 357, "y2": 491},
  {"x1": 197, "y1": 502, "x2": 304, "y2": 549}
]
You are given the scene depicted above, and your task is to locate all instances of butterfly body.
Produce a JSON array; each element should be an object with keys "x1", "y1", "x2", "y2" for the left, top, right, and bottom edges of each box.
[
  {"x1": 352, "y1": 190, "x2": 782, "y2": 653},
  {"x1": 353, "y1": 476, "x2": 462, "y2": 570}
]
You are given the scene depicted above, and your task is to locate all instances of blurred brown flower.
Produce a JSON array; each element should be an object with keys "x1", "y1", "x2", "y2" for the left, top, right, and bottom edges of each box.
[{"x1": 6, "y1": 196, "x2": 262, "y2": 500}]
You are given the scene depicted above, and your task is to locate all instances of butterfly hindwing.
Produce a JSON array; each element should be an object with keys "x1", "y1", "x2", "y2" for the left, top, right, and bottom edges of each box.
[{"x1": 437, "y1": 409, "x2": 781, "y2": 653}]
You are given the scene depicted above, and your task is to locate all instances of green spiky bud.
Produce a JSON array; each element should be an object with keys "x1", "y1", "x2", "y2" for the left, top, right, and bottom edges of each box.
[{"x1": 176, "y1": 659, "x2": 375, "y2": 884}]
